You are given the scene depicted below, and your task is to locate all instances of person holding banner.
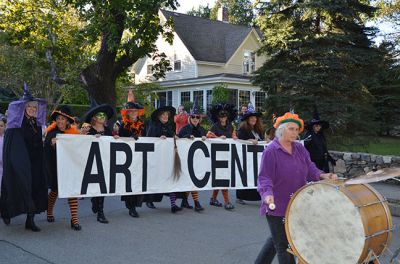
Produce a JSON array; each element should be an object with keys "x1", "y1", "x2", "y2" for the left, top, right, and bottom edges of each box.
[
  {"x1": 255, "y1": 112, "x2": 337, "y2": 264},
  {"x1": 178, "y1": 102, "x2": 206, "y2": 212},
  {"x1": 146, "y1": 104, "x2": 183, "y2": 213},
  {"x1": 0, "y1": 84, "x2": 48, "y2": 231},
  {"x1": 236, "y1": 103, "x2": 263, "y2": 205},
  {"x1": 82, "y1": 100, "x2": 116, "y2": 224},
  {"x1": 44, "y1": 106, "x2": 82, "y2": 231},
  {"x1": 118, "y1": 90, "x2": 145, "y2": 218},
  {"x1": 207, "y1": 103, "x2": 237, "y2": 210}
]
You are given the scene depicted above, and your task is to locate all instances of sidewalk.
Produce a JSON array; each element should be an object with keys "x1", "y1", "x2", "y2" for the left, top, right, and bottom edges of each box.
[{"x1": 370, "y1": 182, "x2": 400, "y2": 217}]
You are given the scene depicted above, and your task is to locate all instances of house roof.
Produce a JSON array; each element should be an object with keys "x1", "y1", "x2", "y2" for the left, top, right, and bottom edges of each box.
[{"x1": 161, "y1": 10, "x2": 258, "y2": 64}]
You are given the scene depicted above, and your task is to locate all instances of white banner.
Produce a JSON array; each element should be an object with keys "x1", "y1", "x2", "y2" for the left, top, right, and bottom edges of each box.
[{"x1": 57, "y1": 134, "x2": 266, "y2": 198}]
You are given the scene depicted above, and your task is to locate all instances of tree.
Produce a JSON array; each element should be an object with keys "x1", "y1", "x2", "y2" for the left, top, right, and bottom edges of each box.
[
  {"x1": 370, "y1": 42, "x2": 400, "y2": 135},
  {"x1": 210, "y1": 0, "x2": 254, "y2": 26},
  {"x1": 253, "y1": 0, "x2": 382, "y2": 141},
  {"x1": 187, "y1": 4, "x2": 211, "y2": 19},
  {"x1": 67, "y1": 0, "x2": 177, "y2": 106},
  {"x1": 211, "y1": 83, "x2": 230, "y2": 104},
  {"x1": 1, "y1": 0, "x2": 178, "y2": 107}
]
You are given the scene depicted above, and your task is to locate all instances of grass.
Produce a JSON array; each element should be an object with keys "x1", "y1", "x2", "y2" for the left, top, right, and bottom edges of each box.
[{"x1": 331, "y1": 136, "x2": 400, "y2": 156}]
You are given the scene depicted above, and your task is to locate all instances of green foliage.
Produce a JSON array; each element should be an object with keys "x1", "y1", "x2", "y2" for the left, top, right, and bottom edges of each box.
[
  {"x1": 211, "y1": 83, "x2": 230, "y2": 104},
  {"x1": 210, "y1": 0, "x2": 254, "y2": 26},
  {"x1": 253, "y1": 0, "x2": 382, "y2": 143},
  {"x1": 330, "y1": 136, "x2": 400, "y2": 156},
  {"x1": 187, "y1": 4, "x2": 211, "y2": 19}
]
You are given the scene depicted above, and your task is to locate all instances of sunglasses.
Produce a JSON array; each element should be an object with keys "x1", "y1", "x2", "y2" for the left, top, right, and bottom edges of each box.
[
  {"x1": 191, "y1": 115, "x2": 201, "y2": 119},
  {"x1": 95, "y1": 112, "x2": 107, "y2": 119}
]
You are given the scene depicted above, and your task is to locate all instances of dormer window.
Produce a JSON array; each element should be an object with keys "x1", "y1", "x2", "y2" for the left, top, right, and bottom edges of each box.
[
  {"x1": 147, "y1": 64, "x2": 153, "y2": 75},
  {"x1": 243, "y1": 51, "x2": 255, "y2": 75},
  {"x1": 173, "y1": 54, "x2": 181, "y2": 72}
]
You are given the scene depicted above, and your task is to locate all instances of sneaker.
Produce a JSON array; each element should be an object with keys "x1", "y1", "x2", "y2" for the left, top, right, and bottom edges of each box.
[
  {"x1": 224, "y1": 202, "x2": 234, "y2": 210},
  {"x1": 236, "y1": 199, "x2": 246, "y2": 205},
  {"x1": 209, "y1": 198, "x2": 222, "y2": 207}
]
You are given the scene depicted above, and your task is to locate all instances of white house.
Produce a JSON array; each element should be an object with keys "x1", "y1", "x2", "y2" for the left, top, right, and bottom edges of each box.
[{"x1": 132, "y1": 8, "x2": 267, "y2": 112}]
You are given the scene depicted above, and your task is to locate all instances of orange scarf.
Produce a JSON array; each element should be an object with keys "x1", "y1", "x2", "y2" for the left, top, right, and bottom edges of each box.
[
  {"x1": 122, "y1": 116, "x2": 144, "y2": 137},
  {"x1": 45, "y1": 122, "x2": 80, "y2": 136}
]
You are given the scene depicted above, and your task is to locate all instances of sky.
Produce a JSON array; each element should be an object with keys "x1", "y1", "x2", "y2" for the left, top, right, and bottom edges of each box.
[{"x1": 176, "y1": 0, "x2": 216, "y2": 13}]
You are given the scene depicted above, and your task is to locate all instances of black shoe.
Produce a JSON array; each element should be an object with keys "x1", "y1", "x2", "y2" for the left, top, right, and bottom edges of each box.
[
  {"x1": 25, "y1": 214, "x2": 41, "y2": 232},
  {"x1": 47, "y1": 215, "x2": 55, "y2": 222},
  {"x1": 194, "y1": 201, "x2": 204, "y2": 212},
  {"x1": 171, "y1": 205, "x2": 182, "y2": 213},
  {"x1": 91, "y1": 198, "x2": 98, "y2": 214},
  {"x1": 146, "y1": 202, "x2": 156, "y2": 209},
  {"x1": 2, "y1": 217, "x2": 10, "y2": 225},
  {"x1": 70, "y1": 220, "x2": 82, "y2": 231},
  {"x1": 181, "y1": 199, "x2": 193, "y2": 209},
  {"x1": 128, "y1": 207, "x2": 139, "y2": 218},
  {"x1": 97, "y1": 211, "x2": 109, "y2": 224}
]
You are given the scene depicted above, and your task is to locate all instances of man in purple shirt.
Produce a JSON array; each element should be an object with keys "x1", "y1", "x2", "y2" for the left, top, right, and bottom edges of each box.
[{"x1": 255, "y1": 112, "x2": 336, "y2": 264}]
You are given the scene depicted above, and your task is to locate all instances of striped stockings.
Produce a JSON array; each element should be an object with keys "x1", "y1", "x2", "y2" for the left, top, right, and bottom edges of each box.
[
  {"x1": 47, "y1": 191, "x2": 79, "y2": 225},
  {"x1": 211, "y1": 189, "x2": 230, "y2": 204}
]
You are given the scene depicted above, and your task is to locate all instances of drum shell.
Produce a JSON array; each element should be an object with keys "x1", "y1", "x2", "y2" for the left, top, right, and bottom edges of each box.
[{"x1": 285, "y1": 181, "x2": 393, "y2": 264}]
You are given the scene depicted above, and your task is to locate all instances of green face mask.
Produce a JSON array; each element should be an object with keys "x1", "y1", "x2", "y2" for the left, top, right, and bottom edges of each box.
[{"x1": 95, "y1": 112, "x2": 107, "y2": 119}]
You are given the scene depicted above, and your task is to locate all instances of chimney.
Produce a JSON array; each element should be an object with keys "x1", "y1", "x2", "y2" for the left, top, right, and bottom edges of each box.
[{"x1": 217, "y1": 6, "x2": 229, "y2": 23}]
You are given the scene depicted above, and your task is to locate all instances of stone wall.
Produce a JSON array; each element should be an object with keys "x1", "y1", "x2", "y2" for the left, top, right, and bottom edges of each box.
[{"x1": 329, "y1": 151, "x2": 400, "y2": 179}]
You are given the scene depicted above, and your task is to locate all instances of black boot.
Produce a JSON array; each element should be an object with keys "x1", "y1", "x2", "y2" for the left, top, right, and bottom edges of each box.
[
  {"x1": 2, "y1": 217, "x2": 10, "y2": 225},
  {"x1": 96, "y1": 197, "x2": 108, "y2": 224},
  {"x1": 194, "y1": 201, "x2": 204, "y2": 212},
  {"x1": 128, "y1": 207, "x2": 139, "y2": 218},
  {"x1": 181, "y1": 198, "x2": 193, "y2": 209},
  {"x1": 171, "y1": 205, "x2": 182, "y2": 213},
  {"x1": 70, "y1": 220, "x2": 82, "y2": 231},
  {"x1": 146, "y1": 202, "x2": 156, "y2": 209},
  {"x1": 91, "y1": 197, "x2": 98, "y2": 214},
  {"x1": 25, "y1": 214, "x2": 40, "y2": 232}
]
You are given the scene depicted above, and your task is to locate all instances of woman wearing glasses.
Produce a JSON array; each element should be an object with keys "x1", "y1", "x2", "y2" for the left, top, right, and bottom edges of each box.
[{"x1": 177, "y1": 102, "x2": 206, "y2": 212}]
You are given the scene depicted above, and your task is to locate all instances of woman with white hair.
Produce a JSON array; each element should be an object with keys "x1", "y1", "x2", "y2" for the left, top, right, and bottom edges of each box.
[{"x1": 255, "y1": 112, "x2": 337, "y2": 264}]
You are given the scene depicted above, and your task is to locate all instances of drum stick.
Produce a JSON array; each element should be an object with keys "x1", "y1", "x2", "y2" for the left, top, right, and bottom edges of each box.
[{"x1": 268, "y1": 203, "x2": 276, "y2": 210}]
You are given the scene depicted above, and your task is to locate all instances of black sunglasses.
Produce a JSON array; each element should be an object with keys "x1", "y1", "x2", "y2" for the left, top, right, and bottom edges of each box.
[{"x1": 191, "y1": 115, "x2": 201, "y2": 119}]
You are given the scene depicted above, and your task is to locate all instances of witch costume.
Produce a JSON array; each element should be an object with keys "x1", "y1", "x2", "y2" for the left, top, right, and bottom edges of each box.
[
  {"x1": 119, "y1": 90, "x2": 145, "y2": 218},
  {"x1": 82, "y1": 100, "x2": 115, "y2": 223},
  {"x1": 303, "y1": 110, "x2": 334, "y2": 173},
  {"x1": 207, "y1": 103, "x2": 237, "y2": 210},
  {"x1": 178, "y1": 102, "x2": 205, "y2": 212},
  {"x1": 44, "y1": 106, "x2": 82, "y2": 230},
  {"x1": 0, "y1": 84, "x2": 48, "y2": 231},
  {"x1": 236, "y1": 103, "x2": 262, "y2": 202},
  {"x1": 145, "y1": 104, "x2": 183, "y2": 213}
]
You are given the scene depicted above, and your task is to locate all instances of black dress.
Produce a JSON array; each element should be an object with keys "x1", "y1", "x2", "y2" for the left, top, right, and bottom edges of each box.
[
  {"x1": 178, "y1": 123, "x2": 206, "y2": 138},
  {"x1": 304, "y1": 131, "x2": 331, "y2": 173},
  {"x1": 236, "y1": 127, "x2": 263, "y2": 201},
  {"x1": 0, "y1": 116, "x2": 48, "y2": 218},
  {"x1": 119, "y1": 119, "x2": 145, "y2": 209}
]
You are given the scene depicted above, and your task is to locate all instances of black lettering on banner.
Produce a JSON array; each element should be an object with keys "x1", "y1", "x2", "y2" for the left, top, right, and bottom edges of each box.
[
  {"x1": 109, "y1": 142, "x2": 133, "y2": 193},
  {"x1": 188, "y1": 141, "x2": 210, "y2": 188},
  {"x1": 80, "y1": 142, "x2": 107, "y2": 195},
  {"x1": 231, "y1": 144, "x2": 247, "y2": 187},
  {"x1": 211, "y1": 143, "x2": 230, "y2": 187},
  {"x1": 247, "y1": 145, "x2": 265, "y2": 185},
  {"x1": 135, "y1": 143, "x2": 155, "y2": 192}
]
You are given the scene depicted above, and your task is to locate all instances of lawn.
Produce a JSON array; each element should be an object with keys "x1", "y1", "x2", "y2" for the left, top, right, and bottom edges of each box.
[{"x1": 330, "y1": 136, "x2": 400, "y2": 156}]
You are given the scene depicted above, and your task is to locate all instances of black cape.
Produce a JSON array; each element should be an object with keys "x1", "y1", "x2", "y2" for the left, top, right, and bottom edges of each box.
[
  {"x1": 0, "y1": 117, "x2": 47, "y2": 218},
  {"x1": 304, "y1": 131, "x2": 332, "y2": 173},
  {"x1": 236, "y1": 127, "x2": 262, "y2": 201}
]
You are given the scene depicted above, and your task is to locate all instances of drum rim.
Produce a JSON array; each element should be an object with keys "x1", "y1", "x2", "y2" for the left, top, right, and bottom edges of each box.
[{"x1": 284, "y1": 180, "x2": 393, "y2": 264}]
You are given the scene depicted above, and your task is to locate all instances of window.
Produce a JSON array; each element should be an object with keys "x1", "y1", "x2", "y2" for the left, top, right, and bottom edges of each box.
[
  {"x1": 174, "y1": 60, "x2": 182, "y2": 71},
  {"x1": 193, "y1": 90, "x2": 204, "y2": 112},
  {"x1": 227, "y1": 89, "x2": 238, "y2": 108},
  {"x1": 180, "y1": 91, "x2": 190, "y2": 105},
  {"x1": 206, "y1": 90, "x2": 213, "y2": 111},
  {"x1": 255, "y1": 91, "x2": 266, "y2": 112},
  {"x1": 167, "y1": 91, "x2": 173, "y2": 106},
  {"x1": 173, "y1": 53, "x2": 182, "y2": 71},
  {"x1": 238, "y1": 90, "x2": 250, "y2": 109},
  {"x1": 156, "y1": 91, "x2": 173, "y2": 107},
  {"x1": 147, "y1": 64, "x2": 153, "y2": 75},
  {"x1": 243, "y1": 51, "x2": 255, "y2": 75}
]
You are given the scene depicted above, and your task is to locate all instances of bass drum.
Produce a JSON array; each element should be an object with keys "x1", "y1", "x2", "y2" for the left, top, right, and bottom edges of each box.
[{"x1": 285, "y1": 180, "x2": 392, "y2": 264}]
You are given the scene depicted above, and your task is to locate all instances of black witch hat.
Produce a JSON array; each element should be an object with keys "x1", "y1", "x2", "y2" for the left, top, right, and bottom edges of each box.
[
  {"x1": 150, "y1": 100, "x2": 176, "y2": 121},
  {"x1": 209, "y1": 103, "x2": 237, "y2": 123},
  {"x1": 82, "y1": 98, "x2": 115, "y2": 123},
  {"x1": 50, "y1": 105, "x2": 75, "y2": 123},
  {"x1": 305, "y1": 108, "x2": 329, "y2": 131}
]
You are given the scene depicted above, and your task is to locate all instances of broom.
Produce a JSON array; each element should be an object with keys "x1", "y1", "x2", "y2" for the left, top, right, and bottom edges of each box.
[{"x1": 173, "y1": 134, "x2": 181, "y2": 181}]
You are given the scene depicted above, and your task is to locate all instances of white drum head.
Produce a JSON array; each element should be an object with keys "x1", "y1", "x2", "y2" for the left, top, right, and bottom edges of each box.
[{"x1": 286, "y1": 183, "x2": 365, "y2": 264}]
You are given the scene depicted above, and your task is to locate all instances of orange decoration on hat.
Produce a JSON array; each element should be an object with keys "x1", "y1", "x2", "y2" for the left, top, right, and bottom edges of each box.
[{"x1": 273, "y1": 112, "x2": 304, "y2": 133}]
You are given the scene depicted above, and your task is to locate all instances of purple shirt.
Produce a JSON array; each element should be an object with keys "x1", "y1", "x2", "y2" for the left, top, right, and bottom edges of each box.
[{"x1": 257, "y1": 138, "x2": 321, "y2": 217}]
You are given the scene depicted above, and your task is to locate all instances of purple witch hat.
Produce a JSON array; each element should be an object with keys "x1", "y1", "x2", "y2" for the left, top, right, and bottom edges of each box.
[{"x1": 6, "y1": 83, "x2": 47, "y2": 129}]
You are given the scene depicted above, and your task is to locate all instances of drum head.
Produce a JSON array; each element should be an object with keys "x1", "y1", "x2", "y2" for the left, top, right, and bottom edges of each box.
[{"x1": 286, "y1": 183, "x2": 365, "y2": 264}]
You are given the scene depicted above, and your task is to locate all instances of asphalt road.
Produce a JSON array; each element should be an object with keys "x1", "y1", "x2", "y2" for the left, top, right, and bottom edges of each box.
[{"x1": 0, "y1": 191, "x2": 399, "y2": 264}]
